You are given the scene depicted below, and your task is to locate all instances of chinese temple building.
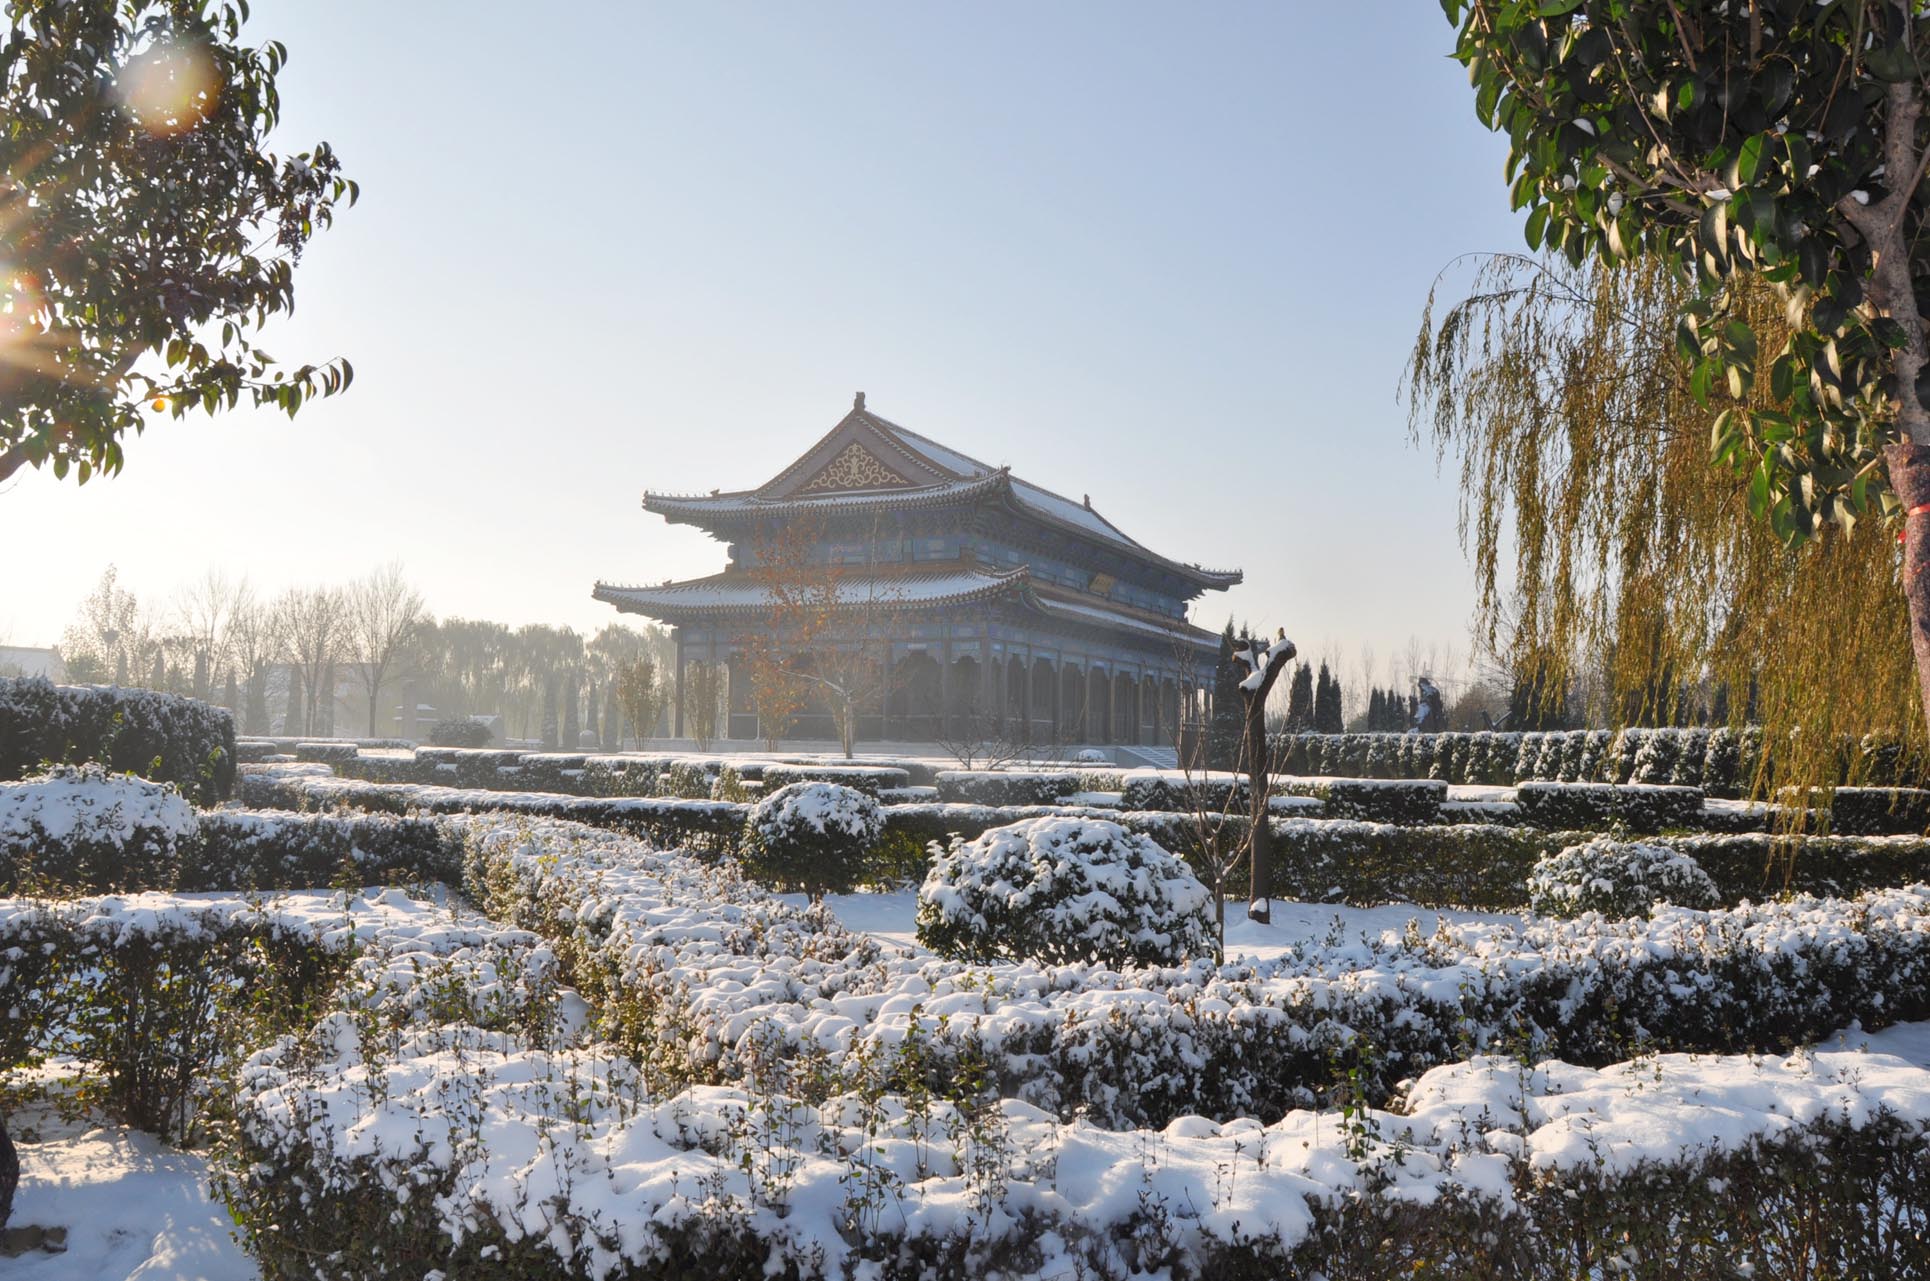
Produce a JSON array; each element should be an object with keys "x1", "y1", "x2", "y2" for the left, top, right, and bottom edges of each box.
[{"x1": 593, "y1": 394, "x2": 1241, "y2": 746}]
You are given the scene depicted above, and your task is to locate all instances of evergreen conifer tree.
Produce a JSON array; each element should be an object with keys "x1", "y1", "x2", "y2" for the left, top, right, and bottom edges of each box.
[
  {"x1": 562, "y1": 678, "x2": 581, "y2": 751},
  {"x1": 1314, "y1": 663, "x2": 1343, "y2": 733},
  {"x1": 286, "y1": 673, "x2": 304, "y2": 738},
  {"x1": 604, "y1": 686, "x2": 623, "y2": 750},
  {"x1": 541, "y1": 679, "x2": 559, "y2": 751},
  {"x1": 1206, "y1": 620, "x2": 1245, "y2": 769},
  {"x1": 1285, "y1": 662, "x2": 1314, "y2": 731},
  {"x1": 586, "y1": 681, "x2": 599, "y2": 742}
]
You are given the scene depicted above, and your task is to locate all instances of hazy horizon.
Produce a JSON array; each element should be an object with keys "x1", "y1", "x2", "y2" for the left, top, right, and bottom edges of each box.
[{"x1": 1, "y1": 2, "x2": 1524, "y2": 694}]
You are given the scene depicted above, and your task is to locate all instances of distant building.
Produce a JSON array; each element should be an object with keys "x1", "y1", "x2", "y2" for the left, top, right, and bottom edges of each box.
[
  {"x1": 594, "y1": 395, "x2": 1241, "y2": 746},
  {"x1": 0, "y1": 646, "x2": 65, "y2": 682}
]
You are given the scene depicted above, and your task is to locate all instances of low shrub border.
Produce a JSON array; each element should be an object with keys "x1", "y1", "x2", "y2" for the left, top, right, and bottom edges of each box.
[{"x1": 463, "y1": 814, "x2": 1930, "y2": 1128}]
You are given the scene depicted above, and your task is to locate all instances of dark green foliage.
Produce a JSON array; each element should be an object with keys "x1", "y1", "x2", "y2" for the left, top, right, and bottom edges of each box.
[
  {"x1": 1447, "y1": 0, "x2": 1930, "y2": 542},
  {"x1": 0, "y1": 676, "x2": 236, "y2": 802},
  {"x1": 1285, "y1": 662, "x2": 1314, "y2": 732},
  {"x1": 1313, "y1": 663, "x2": 1343, "y2": 733},
  {"x1": 428, "y1": 717, "x2": 492, "y2": 748},
  {"x1": 741, "y1": 783, "x2": 883, "y2": 898},
  {"x1": 934, "y1": 770, "x2": 1081, "y2": 806},
  {"x1": 1205, "y1": 622, "x2": 1243, "y2": 769}
]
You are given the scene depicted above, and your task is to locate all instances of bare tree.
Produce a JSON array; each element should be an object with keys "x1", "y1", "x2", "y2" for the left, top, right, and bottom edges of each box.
[
  {"x1": 58, "y1": 566, "x2": 147, "y2": 685},
  {"x1": 743, "y1": 514, "x2": 901, "y2": 757},
  {"x1": 225, "y1": 584, "x2": 277, "y2": 735},
  {"x1": 1234, "y1": 629, "x2": 1297, "y2": 924},
  {"x1": 170, "y1": 569, "x2": 245, "y2": 700},
  {"x1": 273, "y1": 586, "x2": 346, "y2": 738},
  {"x1": 346, "y1": 562, "x2": 426, "y2": 737}
]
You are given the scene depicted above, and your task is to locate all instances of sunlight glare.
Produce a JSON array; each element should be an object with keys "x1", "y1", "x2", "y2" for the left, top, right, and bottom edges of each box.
[{"x1": 115, "y1": 39, "x2": 220, "y2": 137}]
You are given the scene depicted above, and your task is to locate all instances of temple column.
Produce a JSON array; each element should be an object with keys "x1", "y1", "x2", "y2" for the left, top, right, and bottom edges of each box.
[{"x1": 938, "y1": 634, "x2": 952, "y2": 741}]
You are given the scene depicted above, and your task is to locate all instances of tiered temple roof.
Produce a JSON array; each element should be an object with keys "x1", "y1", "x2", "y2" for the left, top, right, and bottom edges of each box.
[{"x1": 593, "y1": 395, "x2": 1241, "y2": 746}]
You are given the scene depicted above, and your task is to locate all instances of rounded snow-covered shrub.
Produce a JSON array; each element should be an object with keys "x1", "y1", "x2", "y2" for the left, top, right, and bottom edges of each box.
[
  {"x1": 0, "y1": 764, "x2": 198, "y2": 892},
  {"x1": 916, "y1": 816, "x2": 1214, "y2": 968},
  {"x1": 428, "y1": 717, "x2": 492, "y2": 748},
  {"x1": 741, "y1": 781, "x2": 884, "y2": 897},
  {"x1": 1527, "y1": 835, "x2": 1720, "y2": 919}
]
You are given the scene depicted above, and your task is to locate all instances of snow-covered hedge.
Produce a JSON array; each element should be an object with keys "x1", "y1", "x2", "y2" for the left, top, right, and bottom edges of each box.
[
  {"x1": 933, "y1": 769, "x2": 1081, "y2": 806},
  {"x1": 239, "y1": 766, "x2": 750, "y2": 851},
  {"x1": 1830, "y1": 786, "x2": 1930, "y2": 835},
  {"x1": 0, "y1": 885, "x2": 560, "y2": 1142},
  {"x1": 0, "y1": 764, "x2": 198, "y2": 893},
  {"x1": 742, "y1": 782, "x2": 884, "y2": 897},
  {"x1": 220, "y1": 1012, "x2": 1930, "y2": 1281},
  {"x1": 1308, "y1": 778, "x2": 1447, "y2": 824},
  {"x1": 759, "y1": 763, "x2": 909, "y2": 797},
  {"x1": 1513, "y1": 781, "x2": 1703, "y2": 833},
  {"x1": 917, "y1": 817, "x2": 1215, "y2": 968},
  {"x1": 470, "y1": 815, "x2": 1930, "y2": 1126},
  {"x1": 1527, "y1": 837, "x2": 1720, "y2": 919},
  {"x1": 187, "y1": 810, "x2": 461, "y2": 890},
  {"x1": 0, "y1": 676, "x2": 236, "y2": 803},
  {"x1": 1118, "y1": 770, "x2": 1249, "y2": 813}
]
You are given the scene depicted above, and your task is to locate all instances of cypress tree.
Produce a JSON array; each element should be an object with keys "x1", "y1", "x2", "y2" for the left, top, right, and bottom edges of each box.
[
  {"x1": 1206, "y1": 620, "x2": 1244, "y2": 769},
  {"x1": 1314, "y1": 662, "x2": 1343, "y2": 733},
  {"x1": 1367, "y1": 687, "x2": 1384, "y2": 731},
  {"x1": 541, "y1": 679, "x2": 559, "y2": 751},
  {"x1": 286, "y1": 671, "x2": 304, "y2": 738},
  {"x1": 562, "y1": 677, "x2": 581, "y2": 751},
  {"x1": 1285, "y1": 662, "x2": 1314, "y2": 731},
  {"x1": 585, "y1": 681, "x2": 599, "y2": 742},
  {"x1": 604, "y1": 685, "x2": 623, "y2": 751}
]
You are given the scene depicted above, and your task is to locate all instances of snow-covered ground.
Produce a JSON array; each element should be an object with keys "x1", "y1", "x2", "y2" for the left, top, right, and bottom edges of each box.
[
  {"x1": 777, "y1": 888, "x2": 1522, "y2": 961},
  {"x1": 4, "y1": 1099, "x2": 256, "y2": 1281}
]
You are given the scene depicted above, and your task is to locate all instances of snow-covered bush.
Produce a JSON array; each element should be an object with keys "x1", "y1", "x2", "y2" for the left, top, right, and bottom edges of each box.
[
  {"x1": 934, "y1": 769, "x2": 1080, "y2": 806},
  {"x1": 0, "y1": 676, "x2": 236, "y2": 802},
  {"x1": 1829, "y1": 786, "x2": 1930, "y2": 836},
  {"x1": 293, "y1": 741, "x2": 359, "y2": 764},
  {"x1": 1515, "y1": 781, "x2": 1617, "y2": 830},
  {"x1": 760, "y1": 763, "x2": 909, "y2": 797},
  {"x1": 742, "y1": 782, "x2": 884, "y2": 897},
  {"x1": 1615, "y1": 782, "x2": 1704, "y2": 832},
  {"x1": 1527, "y1": 836, "x2": 1720, "y2": 918},
  {"x1": 1318, "y1": 778, "x2": 1447, "y2": 824},
  {"x1": 1630, "y1": 728, "x2": 1684, "y2": 784},
  {"x1": 469, "y1": 816, "x2": 1930, "y2": 1129},
  {"x1": 917, "y1": 817, "x2": 1214, "y2": 968},
  {"x1": 428, "y1": 717, "x2": 492, "y2": 747},
  {"x1": 0, "y1": 764, "x2": 198, "y2": 893},
  {"x1": 239, "y1": 766, "x2": 751, "y2": 851},
  {"x1": 1119, "y1": 770, "x2": 1247, "y2": 813}
]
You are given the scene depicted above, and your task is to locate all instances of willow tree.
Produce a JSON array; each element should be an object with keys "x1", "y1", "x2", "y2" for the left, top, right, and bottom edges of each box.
[
  {"x1": 1409, "y1": 251, "x2": 1920, "y2": 791},
  {"x1": 1443, "y1": 0, "x2": 1930, "y2": 737}
]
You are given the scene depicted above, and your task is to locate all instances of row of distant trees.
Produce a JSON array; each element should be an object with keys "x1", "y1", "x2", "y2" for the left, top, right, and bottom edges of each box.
[{"x1": 53, "y1": 565, "x2": 677, "y2": 745}]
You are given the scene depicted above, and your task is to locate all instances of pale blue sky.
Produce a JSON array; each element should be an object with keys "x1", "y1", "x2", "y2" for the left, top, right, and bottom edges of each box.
[{"x1": 3, "y1": 2, "x2": 1523, "y2": 688}]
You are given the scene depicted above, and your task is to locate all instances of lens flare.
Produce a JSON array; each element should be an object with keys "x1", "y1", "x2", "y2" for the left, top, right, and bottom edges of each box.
[{"x1": 115, "y1": 39, "x2": 220, "y2": 136}]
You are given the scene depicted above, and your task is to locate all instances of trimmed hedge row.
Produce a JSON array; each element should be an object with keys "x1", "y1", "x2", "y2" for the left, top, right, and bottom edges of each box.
[
  {"x1": 1275, "y1": 726, "x2": 1930, "y2": 799},
  {"x1": 0, "y1": 677, "x2": 236, "y2": 803},
  {"x1": 237, "y1": 766, "x2": 1930, "y2": 909}
]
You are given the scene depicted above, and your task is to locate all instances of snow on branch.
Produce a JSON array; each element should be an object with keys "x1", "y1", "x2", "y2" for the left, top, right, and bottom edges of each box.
[{"x1": 1235, "y1": 628, "x2": 1297, "y2": 693}]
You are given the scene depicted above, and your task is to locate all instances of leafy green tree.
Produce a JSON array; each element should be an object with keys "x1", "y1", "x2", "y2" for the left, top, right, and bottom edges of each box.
[
  {"x1": 1447, "y1": 0, "x2": 1930, "y2": 725},
  {"x1": 1, "y1": 0, "x2": 355, "y2": 486}
]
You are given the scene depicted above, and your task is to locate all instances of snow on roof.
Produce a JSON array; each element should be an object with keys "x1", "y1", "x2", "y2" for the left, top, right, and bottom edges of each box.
[
  {"x1": 644, "y1": 404, "x2": 1242, "y2": 590},
  {"x1": 594, "y1": 565, "x2": 1031, "y2": 618},
  {"x1": 1031, "y1": 593, "x2": 1219, "y2": 649}
]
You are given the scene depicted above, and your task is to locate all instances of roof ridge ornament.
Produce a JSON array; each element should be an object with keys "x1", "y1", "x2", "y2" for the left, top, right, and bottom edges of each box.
[{"x1": 854, "y1": 391, "x2": 865, "y2": 411}]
